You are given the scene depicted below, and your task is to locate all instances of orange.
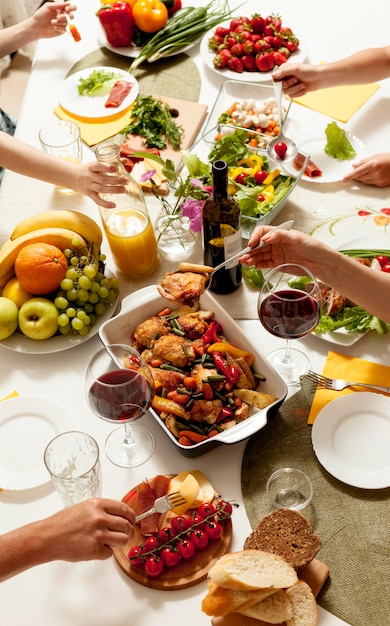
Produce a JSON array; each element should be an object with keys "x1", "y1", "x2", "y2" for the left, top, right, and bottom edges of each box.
[{"x1": 14, "y1": 243, "x2": 68, "y2": 295}]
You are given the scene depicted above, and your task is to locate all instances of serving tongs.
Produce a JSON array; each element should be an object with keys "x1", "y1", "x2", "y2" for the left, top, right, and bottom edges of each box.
[{"x1": 179, "y1": 220, "x2": 294, "y2": 287}]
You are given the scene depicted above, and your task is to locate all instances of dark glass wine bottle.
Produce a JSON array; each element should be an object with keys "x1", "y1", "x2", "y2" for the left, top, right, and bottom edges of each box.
[{"x1": 202, "y1": 159, "x2": 242, "y2": 294}]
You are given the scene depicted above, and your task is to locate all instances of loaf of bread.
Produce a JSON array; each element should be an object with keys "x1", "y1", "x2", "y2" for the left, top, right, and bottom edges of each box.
[
  {"x1": 208, "y1": 549, "x2": 298, "y2": 591},
  {"x1": 243, "y1": 509, "x2": 322, "y2": 570}
]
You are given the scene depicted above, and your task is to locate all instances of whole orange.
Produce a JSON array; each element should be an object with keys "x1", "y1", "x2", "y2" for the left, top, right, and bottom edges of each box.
[{"x1": 14, "y1": 243, "x2": 68, "y2": 295}]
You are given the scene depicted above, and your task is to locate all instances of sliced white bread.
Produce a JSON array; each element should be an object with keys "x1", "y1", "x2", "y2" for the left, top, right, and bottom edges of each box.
[
  {"x1": 202, "y1": 580, "x2": 275, "y2": 616},
  {"x1": 238, "y1": 589, "x2": 293, "y2": 623},
  {"x1": 286, "y1": 581, "x2": 318, "y2": 626},
  {"x1": 208, "y1": 549, "x2": 298, "y2": 591},
  {"x1": 211, "y1": 614, "x2": 280, "y2": 626}
]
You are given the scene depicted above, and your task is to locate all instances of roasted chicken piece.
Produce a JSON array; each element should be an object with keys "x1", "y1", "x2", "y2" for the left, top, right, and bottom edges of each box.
[
  {"x1": 148, "y1": 334, "x2": 195, "y2": 368},
  {"x1": 157, "y1": 271, "x2": 208, "y2": 306},
  {"x1": 188, "y1": 399, "x2": 223, "y2": 424},
  {"x1": 132, "y1": 316, "x2": 171, "y2": 349},
  {"x1": 177, "y1": 312, "x2": 212, "y2": 339},
  {"x1": 149, "y1": 367, "x2": 186, "y2": 393},
  {"x1": 191, "y1": 363, "x2": 220, "y2": 392}
]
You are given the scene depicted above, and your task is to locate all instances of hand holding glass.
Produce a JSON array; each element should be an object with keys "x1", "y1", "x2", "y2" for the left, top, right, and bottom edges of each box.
[
  {"x1": 86, "y1": 343, "x2": 155, "y2": 468},
  {"x1": 258, "y1": 263, "x2": 321, "y2": 384}
]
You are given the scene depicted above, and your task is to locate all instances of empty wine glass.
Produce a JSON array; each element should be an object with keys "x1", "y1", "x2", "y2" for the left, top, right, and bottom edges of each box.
[
  {"x1": 85, "y1": 343, "x2": 155, "y2": 468},
  {"x1": 258, "y1": 263, "x2": 321, "y2": 385}
]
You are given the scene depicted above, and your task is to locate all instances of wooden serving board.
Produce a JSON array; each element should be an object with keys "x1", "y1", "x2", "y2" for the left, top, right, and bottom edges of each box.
[{"x1": 113, "y1": 476, "x2": 232, "y2": 590}]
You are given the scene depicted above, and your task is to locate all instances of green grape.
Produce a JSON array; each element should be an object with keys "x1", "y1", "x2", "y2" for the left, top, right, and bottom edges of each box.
[
  {"x1": 77, "y1": 289, "x2": 89, "y2": 302},
  {"x1": 100, "y1": 278, "x2": 111, "y2": 288},
  {"x1": 98, "y1": 286, "x2": 109, "y2": 299},
  {"x1": 58, "y1": 313, "x2": 70, "y2": 327},
  {"x1": 83, "y1": 263, "x2": 98, "y2": 279},
  {"x1": 110, "y1": 278, "x2": 120, "y2": 289},
  {"x1": 66, "y1": 267, "x2": 80, "y2": 281},
  {"x1": 95, "y1": 302, "x2": 106, "y2": 316},
  {"x1": 83, "y1": 315, "x2": 91, "y2": 326},
  {"x1": 84, "y1": 303, "x2": 93, "y2": 313},
  {"x1": 71, "y1": 237, "x2": 82, "y2": 248},
  {"x1": 89, "y1": 314, "x2": 97, "y2": 326},
  {"x1": 54, "y1": 296, "x2": 68, "y2": 310},
  {"x1": 66, "y1": 307, "x2": 76, "y2": 318},
  {"x1": 71, "y1": 317, "x2": 84, "y2": 331},
  {"x1": 78, "y1": 275, "x2": 92, "y2": 290},
  {"x1": 66, "y1": 288, "x2": 78, "y2": 302},
  {"x1": 95, "y1": 271, "x2": 105, "y2": 283},
  {"x1": 60, "y1": 278, "x2": 73, "y2": 291},
  {"x1": 63, "y1": 248, "x2": 73, "y2": 259},
  {"x1": 98, "y1": 253, "x2": 106, "y2": 262},
  {"x1": 76, "y1": 310, "x2": 87, "y2": 320},
  {"x1": 70, "y1": 256, "x2": 80, "y2": 266},
  {"x1": 107, "y1": 289, "x2": 118, "y2": 304},
  {"x1": 79, "y1": 255, "x2": 88, "y2": 265},
  {"x1": 90, "y1": 281, "x2": 100, "y2": 293},
  {"x1": 78, "y1": 325, "x2": 90, "y2": 336},
  {"x1": 59, "y1": 324, "x2": 72, "y2": 335},
  {"x1": 88, "y1": 292, "x2": 99, "y2": 304}
]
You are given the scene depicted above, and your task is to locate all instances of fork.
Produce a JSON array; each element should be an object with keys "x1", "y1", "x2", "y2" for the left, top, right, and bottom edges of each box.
[
  {"x1": 135, "y1": 491, "x2": 187, "y2": 522},
  {"x1": 304, "y1": 370, "x2": 390, "y2": 394}
]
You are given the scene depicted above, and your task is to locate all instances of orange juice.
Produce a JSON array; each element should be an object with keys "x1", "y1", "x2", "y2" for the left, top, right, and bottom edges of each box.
[{"x1": 102, "y1": 208, "x2": 159, "y2": 276}]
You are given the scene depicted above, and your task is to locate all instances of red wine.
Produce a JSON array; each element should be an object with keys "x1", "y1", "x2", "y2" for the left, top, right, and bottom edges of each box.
[
  {"x1": 88, "y1": 369, "x2": 152, "y2": 422},
  {"x1": 202, "y1": 160, "x2": 242, "y2": 294},
  {"x1": 259, "y1": 289, "x2": 320, "y2": 339}
]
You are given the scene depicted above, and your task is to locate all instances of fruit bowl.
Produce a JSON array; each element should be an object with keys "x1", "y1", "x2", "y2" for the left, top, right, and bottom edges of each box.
[{"x1": 99, "y1": 285, "x2": 287, "y2": 457}]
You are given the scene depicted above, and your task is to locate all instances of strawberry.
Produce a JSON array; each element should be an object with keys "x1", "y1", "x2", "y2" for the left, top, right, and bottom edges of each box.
[
  {"x1": 227, "y1": 56, "x2": 244, "y2": 73},
  {"x1": 230, "y1": 43, "x2": 244, "y2": 57},
  {"x1": 250, "y1": 14, "x2": 265, "y2": 34},
  {"x1": 241, "y1": 55, "x2": 257, "y2": 72},
  {"x1": 242, "y1": 40, "x2": 254, "y2": 55},
  {"x1": 253, "y1": 39, "x2": 270, "y2": 54},
  {"x1": 213, "y1": 54, "x2": 228, "y2": 69},
  {"x1": 255, "y1": 51, "x2": 275, "y2": 72},
  {"x1": 272, "y1": 50, "x2": 288, "y2": 65}
]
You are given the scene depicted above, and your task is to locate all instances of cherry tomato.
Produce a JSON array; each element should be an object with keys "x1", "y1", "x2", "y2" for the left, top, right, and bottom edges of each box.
[
  {"x1": 132, "y1": 0, "x2": 168, "y2": 33},
  {"x1": 128, "y1": 545, "x2": 143, "y2": 567},
  {"x1": 235, "y1": 172, "x2": 248, "y2": 185},
  {"x1": 190, "y1": 529, "x2": 209, "y2": 550},
  {"x1": 381, "y1": 263, "x2": 390, "y2": 273},
  {"x1": 197, "y1": 502, "x2": 216, "y2": 519},
  {"x1": 257, "y1": 194, "x2": 265, "y2": 203},
  {"x1": 376, "y1": 255, "x2": 389, "y2": 267},
  {"x1": 170, "y1": 515, "x2": 189, "y2": 536},
  {"x1": 254, "y1": 170, "x2": 268, "y2": 185},
  {"x1": 158, "y1": 527, "x2": 172, "y2": 544},
  {"x1": 274, "y1": 141, "x2": 288, "y2": 159},
  {"x1": 145, "y1": 555, "x2": 164, "y2": 577},
  {"x1": 160, "y1": 546, "x2": 181, "y2": 568},
  {"x1": 140, "y1": 536, "x2": 158, "y2": 554},
  {"x1": 190, "y1": 512, "x2": 205, "y2": 529},
  {"x1": 177, "y1": 538, "x2": 196, "y2": 560},
  {"x1": 204, "y1": 521, "x2": 223, "y2": 541},
  {"x1": 215, "y1": 499, "x2": 233, "y2": 520}
]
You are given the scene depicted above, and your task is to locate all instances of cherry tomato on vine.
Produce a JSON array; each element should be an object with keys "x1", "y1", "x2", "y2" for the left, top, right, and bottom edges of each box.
[
  {"x1": 145, "y1": 554, "x2": 164, "y2": 577},
  {"x1": 132, "y1": 0, "x2": 168, "y2": 33},
  {"x1": 128, "y1": 545, "x2": 143, "y2": 567},
  {"x1": 190, "y1": 529, "x2": 209, "y2": 550},
  {"x1": 215, "y1": 499, "x2": 233, "y2": 520},
  {"x1": 254, "y1": 170, "x2": 268, "y2": 185},
  {"x1": 140, "y1": 536, "x2": 159, "y2": 554},
  {"x1": 160, "y1": 546, "x2": 181, "y2": 568},
  {"x1": 274, "y1": 141, "x2": 288, "y2": 159},
  {"x1": 177, "y1": 538, "x2": 196, "y2": 560},
  {"x1": 190, "y1": 512, "x2": 205, "y2": 529},
  {"x1": 204, "y1": 521, "x2": 223, "y2": 541},
  {"x1": 381, "y1": 263, "x2": 390, "y2": 273},
  {"x1": 171, "y1": 515, "x2": 189, "y2": 536},
  {"x1": 158, "y1": 527, "x2": 172, "y2": 544},
  {"x1": 376, "y1": 255, "x2": 389, "y2": 267},
  {"x1": 198, "y1": 502, "x2": 216, "y2": 519}
]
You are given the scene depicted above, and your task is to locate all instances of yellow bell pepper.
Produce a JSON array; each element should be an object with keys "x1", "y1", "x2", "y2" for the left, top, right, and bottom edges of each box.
[
  {"x1": 207, "y1": 342, "x2": 255, "y2": 367},
  {"x1": 152, "y1": 395, "x2": 189, "y2": 420},
  {"x1": 238, "y1": 155, "x2": 264, "y2": 169},
  {"x1": 262, "y1": 185, "x2": 275, "y2": 202},
  {"x1": 263, "y1": 168, "x2": 281, "y2": 185}
]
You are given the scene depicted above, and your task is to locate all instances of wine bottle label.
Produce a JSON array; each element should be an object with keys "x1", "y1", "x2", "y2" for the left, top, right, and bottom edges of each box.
[{"x1": 223, "y1": 226, "x2": 242, "y2": 269}]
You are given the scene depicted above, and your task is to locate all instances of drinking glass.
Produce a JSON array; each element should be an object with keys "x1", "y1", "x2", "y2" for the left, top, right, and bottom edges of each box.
[
  {"x1": 85, "y1": 343, "x2": 155, "y2": 468},
  {"x1": 39, "y1": 120, "x2": 82, "y2": 194},
  {"x1": 258, "y1": 263, "x2": 321, "y2": 384},
  {"x1": 44, "y1": 431, "x2": 102, "y2": 507}
]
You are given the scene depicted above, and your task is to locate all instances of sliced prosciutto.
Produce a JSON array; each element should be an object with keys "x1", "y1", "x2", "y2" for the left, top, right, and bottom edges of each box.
[
  {"x1": 104, "y1": 80, "x2": 132, "y2": 108},
  {"x1": 135, "y1": 475, "x2": 171, "y2": 535},
  {"x1": 293, "y1": 152, "x2": 323, "y2": 178}
]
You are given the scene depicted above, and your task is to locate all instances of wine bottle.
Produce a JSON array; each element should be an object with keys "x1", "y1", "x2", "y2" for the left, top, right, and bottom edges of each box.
[{"x1": 202, "y1": 159, "x2": 242, "y2": 294}]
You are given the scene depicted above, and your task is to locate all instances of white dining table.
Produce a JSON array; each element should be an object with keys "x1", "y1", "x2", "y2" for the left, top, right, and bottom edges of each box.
[{"x1": 1, "y1": 1, "x2": 390, "y2": 624}]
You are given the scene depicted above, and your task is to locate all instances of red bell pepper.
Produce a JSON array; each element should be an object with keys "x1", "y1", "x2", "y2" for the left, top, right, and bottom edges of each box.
[
  {"x1": 97, "y1": 3, "x2": 135, "y2": 48},
  {"x1": 211, "y1": 351, "x2": 240, "y2": 385}
]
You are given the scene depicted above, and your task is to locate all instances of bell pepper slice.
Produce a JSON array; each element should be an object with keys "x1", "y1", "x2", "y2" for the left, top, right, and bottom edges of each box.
[{"x1": 207, "y1": 342, "x2": 255, "y2": 367}]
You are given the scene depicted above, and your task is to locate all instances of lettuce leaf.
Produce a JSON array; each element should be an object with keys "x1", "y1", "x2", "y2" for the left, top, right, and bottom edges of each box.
[{"x1": 324, "y1": 121, "x2": 356, "y2": 160}]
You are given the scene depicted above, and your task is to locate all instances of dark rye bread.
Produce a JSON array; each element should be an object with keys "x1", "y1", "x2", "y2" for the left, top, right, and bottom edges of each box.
[{"x1": 243, "y1": 509, "x2": 322, "y2": 570}]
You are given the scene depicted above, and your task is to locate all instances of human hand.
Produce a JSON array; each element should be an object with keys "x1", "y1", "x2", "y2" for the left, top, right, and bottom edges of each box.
[
  {"x1": 343, "y1": 153, "x2": 390, "y2": 187},
  {"x1": 71, "y1": 161, "x2": 128, "y2": 208},
  {"x1": 272, "y1": 63, "x2": 324, "y2": 98},
  {"x1": 42, "y1": 498, "x2": 135, "y2": 563},
  {"x1": 30, "y1": 2, "x2": 77, "y2": 39}
]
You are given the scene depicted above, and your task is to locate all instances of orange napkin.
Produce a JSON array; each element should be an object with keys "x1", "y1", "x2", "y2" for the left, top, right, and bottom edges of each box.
[
  {"x1": 308, "y1": 350, "x2": 390, "y2": 424},
  {"x1": 0, "y1": 390, "x2": 20, "y2": 491},
  {"x1": 54, "y1": 105, "x2": 132, "y2": 146},
  {"x1": 293, "y1": 82, "x2": 380, "y2": 123}
]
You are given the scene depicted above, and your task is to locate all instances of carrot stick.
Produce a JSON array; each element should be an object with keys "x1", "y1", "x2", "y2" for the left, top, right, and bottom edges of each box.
[{"x1": 178, "y1": 430, "x2": 208, "y2": 443}]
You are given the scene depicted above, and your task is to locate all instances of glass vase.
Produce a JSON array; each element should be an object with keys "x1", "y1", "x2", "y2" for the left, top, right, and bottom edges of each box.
[{"x1": 155, "y1": 212, "x2": 197, "y2": 261}]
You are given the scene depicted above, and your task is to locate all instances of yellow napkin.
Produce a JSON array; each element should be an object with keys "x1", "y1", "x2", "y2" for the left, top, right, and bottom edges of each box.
[
  {"x1": 54, "y1": 105, "x2": 132, "y2": 146},
  {"x1": 308, "y1": 350, "x2": 390, "y2": 424},
  {"x1": 293, "y1": 82, "x2": 380, "y2": 123},
  {"x1": 0, "y1": 390, "x2": 20, "y2": 492}
]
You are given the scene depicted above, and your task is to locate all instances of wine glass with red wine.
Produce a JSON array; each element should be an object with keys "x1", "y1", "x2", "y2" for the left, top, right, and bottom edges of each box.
[
  {"x1": 258, "y1": 264, "x2": 321, "y2": 385},
  {"x1": 86, "y1": 344, "x2": 155, "y2": 468}
]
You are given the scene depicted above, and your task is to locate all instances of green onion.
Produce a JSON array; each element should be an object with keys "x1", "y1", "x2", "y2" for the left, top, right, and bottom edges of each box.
[
  {"x1": 339, "y1": 249, "x2": 390, "y2": 258},
  {"x1": 130, "y1": 1, "x2": 236, "y2": 70}
]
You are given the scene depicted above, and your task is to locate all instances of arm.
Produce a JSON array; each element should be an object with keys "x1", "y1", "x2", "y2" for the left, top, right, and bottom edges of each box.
[
  {"x1": 241, "y1": 226, "x2": 390, "y2": 322},
  {"x1": 273, "y1": 46, "x2": 390, "y2": 97},
  {"x1": 0, "y1": 498, "x2": 135, "y2": 582},
  {"x1": 0, "y1": 2, "x2": 76, "y2": 57},
  {"x1": 343, "y1": 153, "x2": 390, "y2": 187},
  {"x1": 0, "y1": 132, "x2": 128, "y2": 208}
]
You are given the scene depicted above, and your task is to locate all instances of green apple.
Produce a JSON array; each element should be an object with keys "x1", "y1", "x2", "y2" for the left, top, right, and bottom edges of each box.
[
  {"x1": 0, "y1": 296, "x2": 19, "y2": 340},
  {"x1": 18, "y1": 297, "x2": 59, "y2": 340}
]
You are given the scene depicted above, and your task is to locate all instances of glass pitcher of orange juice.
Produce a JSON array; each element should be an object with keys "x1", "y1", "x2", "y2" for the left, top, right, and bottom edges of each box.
[{"x1": 95, "y1": 144, "x2": 159, "y2": 277}]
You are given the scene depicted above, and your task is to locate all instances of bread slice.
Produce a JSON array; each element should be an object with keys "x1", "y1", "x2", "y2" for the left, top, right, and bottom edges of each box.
[
  {"x1": 238, "y1": 589, "x2": 293, "y2": 623},
  {"x1": 286, "y1": 581, "x2": 318, "y2": 626},
  {"x1": 208, "y1": 549, "x2": 298, "y2": 591},
  {"x1": 211, "y1": 614, "x2": 280, "y2": 626},
  {"x1": 202, "y1": 580, "x2": 275, "y2": 617},
  {"x1": 243, "y1": 509, "x2": 322, "y2": 570}
]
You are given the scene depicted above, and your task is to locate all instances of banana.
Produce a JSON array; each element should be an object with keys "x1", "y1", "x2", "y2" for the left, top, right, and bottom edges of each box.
[
  {"x1": 0, "y1": 269, "x2": 16, "y2": 291},
  {"x1": 10, "y1": 210, "x2": 103, "y2": 258},
  {"x1": 0, "y1": 227, "x2": 88, "y2": 282}
]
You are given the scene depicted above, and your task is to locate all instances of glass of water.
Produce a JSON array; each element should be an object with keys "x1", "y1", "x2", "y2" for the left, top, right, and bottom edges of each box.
[{"x1": 44, "y1": 431, "x2": 102, "y2": 507}]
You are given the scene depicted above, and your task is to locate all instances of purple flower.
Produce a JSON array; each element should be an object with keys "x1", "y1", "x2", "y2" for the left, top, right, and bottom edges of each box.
[
  {"x1": 140, "y1": 169, "x2": 156, "y2": 183},
  {"x1": 181, "y1": 197, "x2": 204, "y2": 233}
]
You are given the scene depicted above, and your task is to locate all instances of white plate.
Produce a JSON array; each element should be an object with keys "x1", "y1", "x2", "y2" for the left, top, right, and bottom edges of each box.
[
  {"x1": 311, "y1": 393, "x2": 390, "y2": 489},
  {"x1": 200, "y1": 24, "x2": 306, "y2": 83},
  {"x1": 97, "y1": 21, "x2": 196, "y2": 59},
  {"x1": 0, "y1": 397, "x2": 71, "y2": 490},
  {"x1": 98, "y1": 285, "x2": 287, "y2": 456},
  {"x1": 0, "y1": 294, "x2": 119, "y2": 355},
  {"x1": 300, "y1": 132, "x2": 365, "y2": 183},
  {"x1": 58, "y1": 66, "x2": 139, "y2": 119}
]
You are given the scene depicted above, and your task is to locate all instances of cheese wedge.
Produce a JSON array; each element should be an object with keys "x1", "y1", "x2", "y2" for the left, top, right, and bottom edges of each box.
[{"x1": 169, "y1": 472, "x2": 199, "y2": 514}]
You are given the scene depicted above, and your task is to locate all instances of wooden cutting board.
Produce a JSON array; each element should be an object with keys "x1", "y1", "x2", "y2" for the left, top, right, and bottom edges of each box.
[{"x1": 113, "y1": 476, "x2": 232, "y2": 590}]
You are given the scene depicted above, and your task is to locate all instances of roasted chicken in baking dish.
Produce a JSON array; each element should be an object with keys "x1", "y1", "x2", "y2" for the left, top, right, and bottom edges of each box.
[{"x1": 157, "y1": 271, "x2": 209, "y2": 306}]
